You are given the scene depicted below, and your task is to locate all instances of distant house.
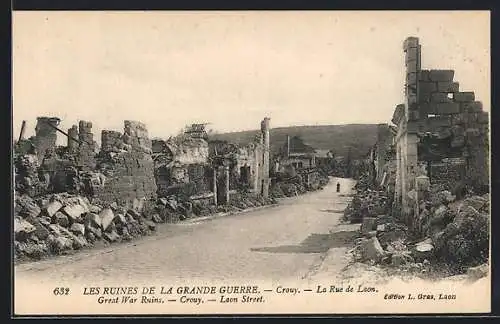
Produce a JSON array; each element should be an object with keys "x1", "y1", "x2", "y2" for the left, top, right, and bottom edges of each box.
[
  {"x1": 275, "y1": 135, "x2": 317, "y2": 172},
  {"x1": 315, "y1": 149, "x2": 334, "y2": 166}
]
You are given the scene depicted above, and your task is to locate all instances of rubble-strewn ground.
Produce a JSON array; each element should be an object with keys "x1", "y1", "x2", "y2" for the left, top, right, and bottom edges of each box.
[
  {"x1": 14, "y1": 192, "x2": 277, "y2": 263},
  {"x1": 14, "y1": 172, "x2": 329, "y2": 263},
  {"x1": 338, "y1": 173, "x2": 489, "y2": 283},
  {"x1": 269, "y1": 171, "x2": 330, "y2": 198}
]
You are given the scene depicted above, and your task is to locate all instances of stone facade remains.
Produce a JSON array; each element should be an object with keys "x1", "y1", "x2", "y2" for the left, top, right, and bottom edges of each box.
[
  {"x1": 388, "y1": 37, "x2": 489, "y2": 231},
  {"x1": 94, "y1": 121, "x2": 157, "y2": 207}
]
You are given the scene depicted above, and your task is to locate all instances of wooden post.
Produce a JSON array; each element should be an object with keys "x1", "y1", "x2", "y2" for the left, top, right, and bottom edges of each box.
[{"x1": 18, "y1": 120, "x2": 26, "y2": 142}]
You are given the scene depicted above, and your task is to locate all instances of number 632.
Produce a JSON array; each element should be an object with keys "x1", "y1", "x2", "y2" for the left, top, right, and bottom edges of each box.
[{"x1": 53, "y1": 287, "x2": 70, "y2": 296}]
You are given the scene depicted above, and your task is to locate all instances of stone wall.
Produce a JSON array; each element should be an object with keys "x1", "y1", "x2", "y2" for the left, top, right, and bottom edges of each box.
[
  {"x1": 95, "y1": 121, "x2": 157, "y2": 206},
  {"x1": 429, "y1": 157, "x2": 466, "y2": 190},
  {"x1": 168, "y1": 138, "x2": 209, "y2": 165},
  {"x1": 76, "y1": 121, "x2": 97, "y2": 171},
  {"x1": 233, "y1": 145, "x2": 258, "y2": 189},
  {"x1": 101, "y1": 130, "x2": 125, "y2": 152},
  {"x1": 152, "y1": 137, "x2": 210, "y2": 198}
]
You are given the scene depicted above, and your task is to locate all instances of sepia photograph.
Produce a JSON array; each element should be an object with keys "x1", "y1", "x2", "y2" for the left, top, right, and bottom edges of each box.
[{"x1": 12, "y1": 10, "x2": 491, "y2": 315}]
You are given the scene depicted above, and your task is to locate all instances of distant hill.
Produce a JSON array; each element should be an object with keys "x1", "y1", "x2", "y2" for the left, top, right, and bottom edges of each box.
[{"x1": 210, "y1": 124, "x2": 380, "y2": 159}]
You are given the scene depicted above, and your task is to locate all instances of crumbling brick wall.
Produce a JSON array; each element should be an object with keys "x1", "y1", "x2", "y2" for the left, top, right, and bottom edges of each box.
[{"x1": 95, "y1": 121, "x2": 157, "y2": 206}]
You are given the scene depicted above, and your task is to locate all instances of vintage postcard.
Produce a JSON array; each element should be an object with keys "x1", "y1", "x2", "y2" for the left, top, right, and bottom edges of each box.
[{"x1": 12, "y1": 10, "x2": 491, "y2": 315}]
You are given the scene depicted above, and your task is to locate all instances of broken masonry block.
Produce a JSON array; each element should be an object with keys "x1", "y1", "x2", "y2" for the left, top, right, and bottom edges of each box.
[
  {"x1": 429, "y1": 70, "x2": 455, "y2": 82},
  {"x1": 426, "y1": 115, "x2": 452, "y2": 128},
  {"x1": 477, "y1": 111, "x2": 489, "y2": 124},
  {"x1": 419, "y1": 81, "x2": 438, "y2": 93},
  {"x1": 44, "y1": 201, "x2": 63, "y2": 217},
  {"x1": 52, "y1": 212, "x2": 69, "y2": 227},
  {"x1": 431, "y1": 93, "x2": 453, "y2": 103},
  {"x1": 461, "y1": 101, "x2": 483, "y2": 113},
  {"x1": 453, "y1": 92, "x2": 475, "y2": 102},
  {"x1": 85, "y1": 213, "x2": 101, "y2": 228},
  {"x1": 70, "y1": 223, "x2": 85, "y2": 236},
  {"x1": 361, "y1": 237, "x2": 385, "y2": 263},
  {"x1": 436, "y1": 103, "x2": 460, "y2": 115},
  {"x1": 437, "y1": 81, "x2": 459, "y2": 93},
  {"x1": 62, "y1": 204, "x2": 86, "y2": 222},
  {"x1": 99, "y1": 208, "x2": 115, "y2": 231}
]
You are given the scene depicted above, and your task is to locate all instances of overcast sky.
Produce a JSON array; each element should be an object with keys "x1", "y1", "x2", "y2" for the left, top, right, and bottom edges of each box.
[{"x1": 12, "y1": 11, "x2": 490, "y2": 144}]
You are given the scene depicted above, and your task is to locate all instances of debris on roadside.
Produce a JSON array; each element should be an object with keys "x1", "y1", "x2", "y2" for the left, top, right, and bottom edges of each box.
[{"x1": 345, "y1": 183, "x2": 489, "y2": 280}]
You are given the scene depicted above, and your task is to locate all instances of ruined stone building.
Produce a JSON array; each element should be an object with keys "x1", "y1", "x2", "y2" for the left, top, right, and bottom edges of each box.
[
  {"x1": 14, "y1": 117, "x2": 101, "y2": 196},
  {"x1": 152, "y1": 134, "x2": 211, "y2": 199},
  {"x1": 151, "y1": 118, "x2": 271, "y2": 205},
  {"x1": 14, "y1": 115, "x2": 272, "y2": 211},
  {"x1": 390, "y1": 37, "x2": 489, "y2": 227},
  {"x1": 368, "y1": 124, "x2": 397, "y2": 194},
  {"x1": 313, "y1": 149, "x2": 336, "y2": 175},
  {"x1": 209, "y1": 117, "x2": 271, "y2": 203},
  {"x1": 271, "y1": 135, "x2": 327, "y2": 190}
]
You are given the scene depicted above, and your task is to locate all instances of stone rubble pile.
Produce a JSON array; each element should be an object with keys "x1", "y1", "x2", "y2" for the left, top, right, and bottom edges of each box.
[
  {"x1": 346, "y1": 188, "x2": 489, "y2": 276},
  {"x1": 269, "y1": 172, "x2": 329, "y2": 198},
  {"x1": 342, "y1": 188, "x2": 391, "y2": 224},
  {"x1": 14, "y1": 193, "x2": 160, "y2": 261},
  {"x1": 227, "y1": 191, "x2": 277, "y2": 211},
  {"x1": 14, "y1": 154, "x2": 46, "y2": 196},
  {"x1": 419, "y1": 189, "x2": 489, "y2": 268}
]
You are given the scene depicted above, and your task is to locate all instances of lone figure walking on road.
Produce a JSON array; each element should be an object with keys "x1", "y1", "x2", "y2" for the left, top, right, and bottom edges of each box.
[{"x1": 336, "y1": 182, "x2": 340, "y2": 193}]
